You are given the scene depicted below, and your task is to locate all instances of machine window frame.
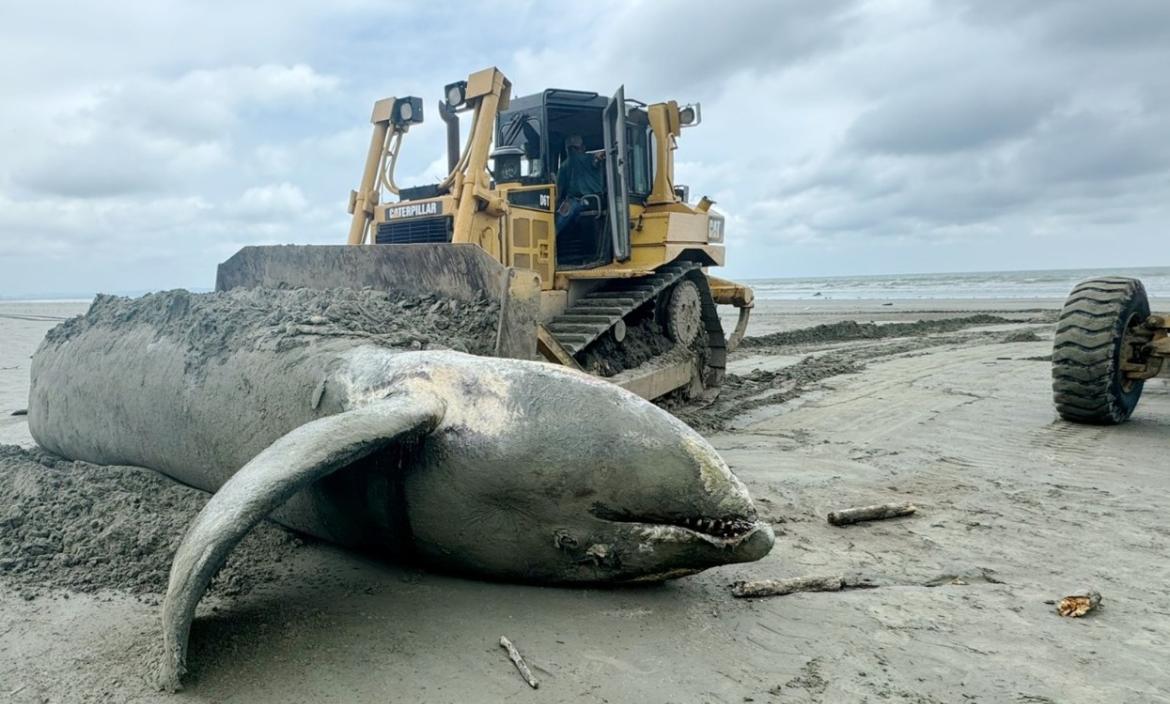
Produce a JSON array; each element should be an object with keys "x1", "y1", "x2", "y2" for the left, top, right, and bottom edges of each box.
[
  {"x1": 495, "y1": 107, "x2": 549, "y2": 184},
  {"x1": 625, "y1": 108, "x2": 652, "y2": 202}
]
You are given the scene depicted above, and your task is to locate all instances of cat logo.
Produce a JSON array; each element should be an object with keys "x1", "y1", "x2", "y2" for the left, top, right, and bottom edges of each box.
[
  {"x1": 387, "y1": 201, "x2": 440, "y2": 219},
  {"x1": 707, "y1": 216, "x2": 724, "y2": 243}
]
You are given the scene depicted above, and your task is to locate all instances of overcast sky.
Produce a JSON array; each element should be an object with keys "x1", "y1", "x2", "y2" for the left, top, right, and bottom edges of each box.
[{"x1": 1, "y1": 0, "x2": 1168, "y2": 295}]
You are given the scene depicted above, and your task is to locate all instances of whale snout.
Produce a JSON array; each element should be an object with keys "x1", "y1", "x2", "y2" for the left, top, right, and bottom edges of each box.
[
  {"x1": 399, "y1": 354, "x2": 775, "y2": 584},
  {"x1": 583, "y1": 427, "x2": 776, "y2": 581}
]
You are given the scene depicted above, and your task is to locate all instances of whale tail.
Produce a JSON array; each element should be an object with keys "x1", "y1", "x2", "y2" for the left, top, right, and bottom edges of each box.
[{"x1": 157, "y1": 391, "x2": 446, "y2": 692}]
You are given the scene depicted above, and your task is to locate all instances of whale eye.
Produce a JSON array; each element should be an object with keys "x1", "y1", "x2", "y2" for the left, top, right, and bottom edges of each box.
[{"x1": 553, "y1": 530, "x2": 578, "y2": 549}]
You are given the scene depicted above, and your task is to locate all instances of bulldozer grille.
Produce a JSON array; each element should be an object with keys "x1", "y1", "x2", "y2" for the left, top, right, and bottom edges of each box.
[{"x1": 375, "y1": 216, "x2": 453, "y2": 245}]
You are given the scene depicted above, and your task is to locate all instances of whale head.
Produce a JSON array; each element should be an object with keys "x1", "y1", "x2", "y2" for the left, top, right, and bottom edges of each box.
[{"x1": 387, "y1": 351, "x2": 775, "y2": 583}]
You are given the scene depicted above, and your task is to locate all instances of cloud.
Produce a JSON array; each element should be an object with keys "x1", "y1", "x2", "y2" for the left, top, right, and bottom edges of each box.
[
  {"x1": 98, "y1": 64, "x2": 339, "y2": 139},
  {"x1": 1, "y1": 0, "x2": 1169, "y2": 294},
  {"x1": 12, "y1": 131, "x2": 230, "y2": 199},
  {"x1": 228, "y1": 183, "x2": 310, "y2": 221},
  {"x1": 960, "y1": 0, "x2": 1170, "y2": 51},
  {"x1": 7, "y1": 63, "x2": 338, "y2": 200},
  {"x1": 845, "y1": 79, "x2": 1059, "y2": 155}
]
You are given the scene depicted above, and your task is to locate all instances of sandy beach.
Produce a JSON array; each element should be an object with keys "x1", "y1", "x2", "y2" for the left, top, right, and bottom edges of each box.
[{"x1": 2, "y1": 296, "x2": 1169, "y2": 703}]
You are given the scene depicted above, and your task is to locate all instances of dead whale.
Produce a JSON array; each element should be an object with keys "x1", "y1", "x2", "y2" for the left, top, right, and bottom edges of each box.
[{"x1": 27, "y1": 290, "x2": 774, "y2": 689}]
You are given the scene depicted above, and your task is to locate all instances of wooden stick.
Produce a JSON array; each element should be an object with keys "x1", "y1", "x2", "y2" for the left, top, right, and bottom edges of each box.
[
  {"x1": 827, "y1": 502, "x2": 916, "y2": 526},
  {"x1": 499, "y1": 636, "x2": 539, "y2": 689},
  {"x1": 731, "y1": 575, "x2": 843, "y2": 598}
]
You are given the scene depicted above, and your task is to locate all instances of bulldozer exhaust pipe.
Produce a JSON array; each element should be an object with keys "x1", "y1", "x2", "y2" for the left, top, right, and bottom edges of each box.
[{"x1": 439, "y1": 100, "x2": 460, "y2": 174}]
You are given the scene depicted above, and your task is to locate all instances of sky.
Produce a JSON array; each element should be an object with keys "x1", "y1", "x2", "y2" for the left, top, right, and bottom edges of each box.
[{"x1": 1, "y1": 0, "x2": 1168, "y2": 296}]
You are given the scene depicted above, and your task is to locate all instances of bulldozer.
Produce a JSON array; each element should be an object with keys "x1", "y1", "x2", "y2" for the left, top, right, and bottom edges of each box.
[
  {"x1": 1052, "y1": 277, "x2": 1170, "y2": 424},
  {"x1": 216, "y1": 66, "x2": 754, "y2": 400}
]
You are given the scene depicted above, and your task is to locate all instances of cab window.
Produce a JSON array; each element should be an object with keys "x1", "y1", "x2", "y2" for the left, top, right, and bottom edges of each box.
[{"x1": 498, "y1": 110, "x2": 544, "y2": 178}]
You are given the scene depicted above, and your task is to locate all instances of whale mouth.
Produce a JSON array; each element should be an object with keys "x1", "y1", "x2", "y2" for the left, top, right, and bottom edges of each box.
[{"x1": 591, "y1": 505, "x2": 763, "y2": 544}]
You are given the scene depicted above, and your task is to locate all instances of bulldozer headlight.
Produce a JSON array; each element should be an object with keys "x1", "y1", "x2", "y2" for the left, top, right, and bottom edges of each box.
[
  {"x1": 392, "y1": 97, "x2": 424, "y2": 126},
  {"x1": 679, "y1": 103, "x2": 702, "y2": 127},
  {"x1": 490, "y1": 146, "x2": 525, "y2": 183},
  {"x1": 445, "y1": 81, "x2": 467, "y2": 109}
]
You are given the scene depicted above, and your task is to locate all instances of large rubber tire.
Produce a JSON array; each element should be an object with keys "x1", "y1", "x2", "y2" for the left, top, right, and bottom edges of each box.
[{"x1": 1052, "y1": 277, "x2": 1149, "y2": 425}]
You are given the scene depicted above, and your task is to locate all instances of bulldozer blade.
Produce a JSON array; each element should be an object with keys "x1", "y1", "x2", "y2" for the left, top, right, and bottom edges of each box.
[{"x1": 216, "y1": 244, "x2": 540, "y2": 360}]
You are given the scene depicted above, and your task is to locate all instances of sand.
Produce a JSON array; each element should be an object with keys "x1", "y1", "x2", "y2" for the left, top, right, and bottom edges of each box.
[
  {"x1": 2, "y1": 296, "x2": 1170, "y2": 703},
  {"x1": 0, "y1": 445, "x2": 303, "y2": 599}
]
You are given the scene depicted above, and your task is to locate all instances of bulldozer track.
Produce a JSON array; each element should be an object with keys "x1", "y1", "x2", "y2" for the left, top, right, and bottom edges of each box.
[
  {"x1": 546, "y1": 261, "x2": 702, "y2": 356},
  {"x1": 545, "y1": 260, "x2": 728, "y2": 392}
]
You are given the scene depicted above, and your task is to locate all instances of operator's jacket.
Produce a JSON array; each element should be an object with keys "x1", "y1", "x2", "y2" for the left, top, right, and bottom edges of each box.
[{"x1": 556, "y1": 151, "x2": 603, "y2": 203}]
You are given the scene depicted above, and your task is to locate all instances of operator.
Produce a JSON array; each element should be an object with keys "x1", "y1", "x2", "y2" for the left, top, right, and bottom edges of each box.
[{"x1": 555, "y1": 134, "x2": 604, "y2": 233}]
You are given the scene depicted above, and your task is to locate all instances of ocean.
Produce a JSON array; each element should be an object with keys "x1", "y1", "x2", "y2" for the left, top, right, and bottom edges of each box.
[
  {"x1": 746, "y1": 266, "x2": 1170, "y2": 301},
  {"x1": 4, "y1": 267, "x2": 1170, "y2": 304}
]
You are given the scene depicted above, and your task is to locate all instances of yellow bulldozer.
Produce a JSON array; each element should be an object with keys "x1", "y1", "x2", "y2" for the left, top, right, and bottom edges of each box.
[{"x1": 216, "y1": 67, "x2": 755, "y2": 400}]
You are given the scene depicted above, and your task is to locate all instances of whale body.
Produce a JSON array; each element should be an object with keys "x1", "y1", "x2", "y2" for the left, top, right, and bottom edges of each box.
[{"x1": 27, "y1": 290, "x2": 774, "y2": 689}]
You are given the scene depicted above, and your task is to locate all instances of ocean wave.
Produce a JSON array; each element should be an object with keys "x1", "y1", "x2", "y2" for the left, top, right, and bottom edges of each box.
[{"x1": 746, "y1": 267, "x2": 1170, "y2": 301}]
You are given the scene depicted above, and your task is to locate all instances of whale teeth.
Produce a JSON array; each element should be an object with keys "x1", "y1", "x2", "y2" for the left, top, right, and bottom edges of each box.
[{"x1": 674, "y1": 517, "x2": 753, "y2": 537}]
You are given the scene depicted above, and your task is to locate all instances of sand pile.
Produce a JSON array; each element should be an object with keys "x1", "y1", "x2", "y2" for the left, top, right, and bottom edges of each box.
[
  {"x1": 0, "y1": 445, "x2": 301, "y2": 599},
  {"x1": 46, "y1": 287, "x2": 501, "y2": 364},
  {"x1": 740, "y1": 314, "x2": 1015, "y2": 348}
]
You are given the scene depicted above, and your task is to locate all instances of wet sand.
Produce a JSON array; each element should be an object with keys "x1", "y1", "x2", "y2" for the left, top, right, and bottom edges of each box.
[{"x1": 2, "y1": 297, "x2": 1170, "y2": 703}]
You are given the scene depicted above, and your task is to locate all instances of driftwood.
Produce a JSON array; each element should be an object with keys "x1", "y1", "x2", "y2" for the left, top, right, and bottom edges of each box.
[
  {"x1": 10, "y1": 409, "x2": 27, "y2": 417},
  {"x1": 499, "y1": 636, "x2": 539, "y2": 689},
  {"x1": 827, "y1": 502, "x2": 916, "y2": 526},
  {"x1": 731, "y1": 575, "x2": 844, "y2": 598}
]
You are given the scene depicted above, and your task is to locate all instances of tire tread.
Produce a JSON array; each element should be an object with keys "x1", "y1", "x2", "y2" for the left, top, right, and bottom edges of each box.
[{"x1": 1051, "y1": 277, "x2": 1147, "y2": 425}]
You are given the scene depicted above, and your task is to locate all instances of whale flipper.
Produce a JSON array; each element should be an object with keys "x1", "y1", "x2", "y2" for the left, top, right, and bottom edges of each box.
[{"x1": 158, "y1": 391, "x2": 446, "y2": 691}]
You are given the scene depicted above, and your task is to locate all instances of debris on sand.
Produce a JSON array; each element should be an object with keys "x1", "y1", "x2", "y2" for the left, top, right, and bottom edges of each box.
[
  {"x1": 663, "y1": 355, "x2": 864, "y2": 432},
  {"x1": 0, "y1": 445, "x2": 301, "y2": 598},
  {"x1": 499, "y1": 636, "x2": 539, "y2": 689},
  {"x1": 739, "y1": 315, "x2": 1015, "y2": 348},
  {"x1": 827, "y1": 503, "x2": 917, "y2": 526},
  {"x1": 1057, "y1": 591, "x2": 1102, "y2": 617},
  {"x1": 731, "y1": 575, "x2": 844, "y2": 598},
  {"x1": 1001, "y1": 329, "x2": 1044, "y2": 343}
]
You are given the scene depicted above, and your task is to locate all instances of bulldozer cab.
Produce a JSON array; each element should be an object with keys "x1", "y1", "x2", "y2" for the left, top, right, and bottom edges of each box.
[{"x1": 494, "y1": 87, "x2": 646, "y2": 270}]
